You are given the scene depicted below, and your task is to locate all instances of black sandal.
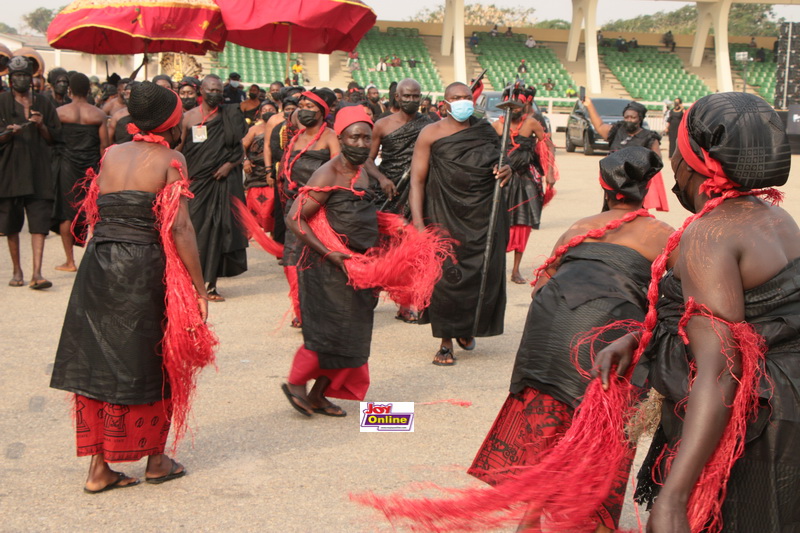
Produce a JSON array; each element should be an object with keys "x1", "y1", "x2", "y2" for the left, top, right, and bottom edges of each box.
[
  {"x1": 395, "y1": 308, "x2": 420, "y2": 324},
  {"x1": 432, "y1": 346, "x2": 456, "y2": 366}
]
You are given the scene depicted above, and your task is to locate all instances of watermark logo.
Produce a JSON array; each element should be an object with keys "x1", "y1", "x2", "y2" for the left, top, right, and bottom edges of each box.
[{"x1": 359, "y1": 402, "x2": 414, "y2": 432}]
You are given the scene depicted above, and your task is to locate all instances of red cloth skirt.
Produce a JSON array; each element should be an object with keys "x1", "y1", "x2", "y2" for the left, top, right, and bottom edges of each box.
[
  {"x1": 74, "y1": 394, "x2": 172, "y2": 463},
  {"x1": 246, "y1": 186, "x2": 275, "y2": 233},
  {"x1": 506, "y1": 225, "x2": 532, "y2": 253},
  {"x1": 643, "y1": 171, "x2": 669, "y2": 212},
  {"x1": 287, "y1": 345, "x2": 370, "y2": 401},
  {"x1": 467, "y1": 388, "x2": 633, "y2": 530}
]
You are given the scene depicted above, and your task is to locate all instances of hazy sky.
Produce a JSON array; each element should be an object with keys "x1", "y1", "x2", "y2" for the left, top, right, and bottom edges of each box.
[{"x1": 6, "y1": 1, "x2": 800, "y2": 35}]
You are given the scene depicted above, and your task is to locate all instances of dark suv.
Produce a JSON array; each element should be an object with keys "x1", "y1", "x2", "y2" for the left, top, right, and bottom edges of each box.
[
  {"x1": 474, "y1": 90, "x2": 552, "y2": 134},
  {"x1": 565, "y1": 98, "x2": 648, "y2": 155}
]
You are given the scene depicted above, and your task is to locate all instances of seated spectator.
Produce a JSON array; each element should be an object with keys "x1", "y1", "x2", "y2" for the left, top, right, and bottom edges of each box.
[
  {"x1": 597, "y1": 30, "x2": 604, "y2": 46},
  {"x1": 749, "y1": 36, "x2": 757, "y2": 48},
  {"x1": 756, "y1": 47, "x2": 766, "y2": 63},
  {"x1": 505, "y1": 27, "x2": 513, "y2": 38},
  {"x1": 525, "y1": 36, "x2": 536, "y2": 48},
  {"x1": 347, "y1": 50, "x2": 359, "y2": 68},
  {"x1": 407, "y1": 57, "x2": 418, "y2": 68},
  {"x1": 542, "y1": 78, "x2": 555, "y2": 91},
  {"x1": 469, "y1": 32, "x2": 479, "y2": 49},
  {"x1": 565, "y1": 86, "x2": 578, "y2": 98},
  {"x1": 391, "y1": 55, "x2": 402, "y2": 68},
  {"x1": 630, "y1": 37, "x2": 638, "y2": 48},
  {"x1": 517, "y1": 60, "x2": 528, "y2": 74},
  {"x1": 376, "y1": 57, "x2": 387, "y2": 72},
  {"x1": 350, "y1": 58, "x2": 361, "y2": 72},
  {"x1": 490, "y1": 24, "x2": 498, "y2": 37},
  {"x1": 662, "y1": 30, "x2": 675, "y2": 52}
]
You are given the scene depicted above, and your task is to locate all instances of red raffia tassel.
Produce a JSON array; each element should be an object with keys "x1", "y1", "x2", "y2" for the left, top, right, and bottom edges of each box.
[
  {"x1": 535, "y1": 134, "x2": 559, "y2": 183},
  {"x1": 231, "y1": 196, "x2": 284, "y2": 257},
  {"x1": 71, "y1": 167, "x2": 100, "y2": 242},
  {"x1": 155, "y1": 160, "x2": 219, "y2": 452},
  {"x1": 305, "y1": 206, "x2": 456, "y2": 310},
  {"x1": 531, "y1": 208, "x2": 652, "y2": 285},
  {"x1": 351, "y1": 369, "x2": 639, "y2": 532},
  {"x1": 542, "y1": 187, "x2": 556, "y2": 207},
  {"x1": 657, "y1": 299, "x2": 769, "y2": 533}
]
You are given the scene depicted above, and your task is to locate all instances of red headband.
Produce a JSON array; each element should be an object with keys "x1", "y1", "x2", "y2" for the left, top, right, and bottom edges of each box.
[
  {"x1": 126, "y1": 91, "x2": 183, "y2": 137},
  {"x1": 677, "y1": 110, "x2": 736, "y2": 194},
  {"x1": 301, "y1": 91, "x2": 330, "y2": 117}
]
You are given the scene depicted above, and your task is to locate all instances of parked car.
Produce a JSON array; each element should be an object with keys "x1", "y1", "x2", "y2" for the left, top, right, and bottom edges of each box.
[
  {"x1": 565, "y1": 98, "x2": 649, "y2": 155},
  {"x1": 474, "y1": 90, "x2": 552, "y2": 135}
]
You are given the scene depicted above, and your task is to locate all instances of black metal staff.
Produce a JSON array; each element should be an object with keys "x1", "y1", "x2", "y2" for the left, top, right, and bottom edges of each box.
[{"x1": 472, "y1": 86, "x2": 523, "y2": 337}]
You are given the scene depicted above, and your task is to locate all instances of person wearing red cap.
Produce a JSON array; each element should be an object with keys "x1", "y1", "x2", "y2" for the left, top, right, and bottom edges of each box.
[
  {"x1": 281, "y1": 105, "x2": 376, "y2": 417},
  {"x1": 279, "y1": 87, "x2": 338, "y2": 326},
  {"x1": 51, "y1": 81, "x2": 211, "y2": 492},
  {"x1": 409, "y1": 81, "x2": 511, "y2": 366}
]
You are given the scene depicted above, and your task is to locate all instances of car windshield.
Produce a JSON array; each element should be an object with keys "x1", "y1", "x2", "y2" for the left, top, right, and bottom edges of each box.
[
  {"x1": 592, "y1": 99, "x2": 629, "y2": 117},
  {"x1": 485, "y1": 94, "x2": 540, "y2": 115}
]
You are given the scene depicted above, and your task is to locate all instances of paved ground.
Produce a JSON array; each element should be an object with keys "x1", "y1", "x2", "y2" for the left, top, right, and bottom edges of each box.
[{"x1": 1, "y1": 148, "x2": 799, "y2": 533}]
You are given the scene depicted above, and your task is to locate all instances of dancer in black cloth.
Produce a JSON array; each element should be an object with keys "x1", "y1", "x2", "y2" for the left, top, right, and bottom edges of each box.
[
  {"x1": 597, "y1": 92, "x2": 799, "y2": 532},
  {"x1": 469, "y1": 146, "x2": 673, "y2": 531},
  {"x1": 52, "y1": 72, "x2": 109, "y2": 272},
  {"x1": 265, "y1": 92, "x2": 301, "y2": 246},
  {"x1": 283, "y1": 105, "x2": 377, "y2": 417},
  {"x1": 50, "y1": 81, "x2": 207, "y2": 492},
  {"x1": 107, "y1": 80, "x2": 135, "y2": 144},
  {"x1": 46, "y1": 68, "x2": 71, "y2": 108},
  {"x1": 0, "y1": 56, "x2": 60, "y2": 289},
  {"x1": 663, "y1": 97, "x2": 685, "y2": 158},
  {"x1": 179, "y1": 74, "x2": 248, "y2": 301},
  {"x1": 409, "y1": 82, "x2": 511, "y2": 366}
]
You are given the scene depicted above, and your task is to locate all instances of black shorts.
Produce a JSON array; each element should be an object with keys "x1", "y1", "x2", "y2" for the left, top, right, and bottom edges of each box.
[{"x1": 0, "y1": 197, "x2": 53, "y2": 235}]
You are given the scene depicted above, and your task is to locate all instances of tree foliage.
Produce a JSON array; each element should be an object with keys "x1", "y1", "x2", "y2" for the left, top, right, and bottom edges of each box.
[
  {"x1": 408, "y1": 3, "x2": 536, "y2": 26},
  {"x1": 601, "y1": 4, "x2": 783, "y2": 37},
  {"x1": 0, "y1": 22, "x2": 18, "y2": 35},
  {"x1": 534, "y1": 19, "x2": 571, "y2": 30},
  {"x1": 23, "y1": 7, "x2": 57, "y2": 35}
]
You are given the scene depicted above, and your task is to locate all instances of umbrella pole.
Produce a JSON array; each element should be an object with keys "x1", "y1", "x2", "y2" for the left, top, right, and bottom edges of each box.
[{"x1": 285, "y1": 25, "x2": 292, "y2": 84}]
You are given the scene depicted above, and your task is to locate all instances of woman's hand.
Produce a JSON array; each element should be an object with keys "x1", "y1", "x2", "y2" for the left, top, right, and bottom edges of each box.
[
  {"x1": 243, "y1": 159, "x2": 253, "y2": 174},
  {"x1": 326, "y1": 251, "x2": 351, "y2": 273},
  {"x1": 647, "y1": 492, "x2": 690, "y2": 533},
  {"x1": 592, "y1": 332, "x2": 640, "y2": 389},
  {"x1": 197, "y1": 295, "x2": 208, "y2": 322}
]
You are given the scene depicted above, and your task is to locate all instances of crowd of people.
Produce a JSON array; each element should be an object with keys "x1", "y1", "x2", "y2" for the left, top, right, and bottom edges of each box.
[{"x1": 2, "y1": 47, "x2": 798, "y2": 533}]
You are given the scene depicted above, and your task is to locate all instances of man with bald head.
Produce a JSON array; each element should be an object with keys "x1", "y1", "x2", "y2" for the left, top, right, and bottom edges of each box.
[
  {"x1": 178, "y1": 74, "x2": 248, "y2": 301},
  {"x1": 410, "y1": 81, "x2": 511, "y2": 365}
]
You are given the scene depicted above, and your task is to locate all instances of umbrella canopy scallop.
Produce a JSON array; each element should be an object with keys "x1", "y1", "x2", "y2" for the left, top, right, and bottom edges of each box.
[{"x1": 47, "y1": 0, "x2": 226, "y2": 55}]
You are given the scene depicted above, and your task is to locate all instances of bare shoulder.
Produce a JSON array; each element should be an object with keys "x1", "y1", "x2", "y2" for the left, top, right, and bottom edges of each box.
[
  {"x1": 417, "y1": 120, "x2": 443, "y2": 144},
  {"x1": 307, "y1": 158, "x2": 339, "y2": 187}
]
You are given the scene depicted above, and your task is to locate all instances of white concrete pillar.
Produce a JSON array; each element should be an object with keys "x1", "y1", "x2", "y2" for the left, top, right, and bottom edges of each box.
[
  {"x1": 318, "y1": 53, "x2": 330, "y2": 82},
  {"x1": 710, "y1": 0, "x2": 734, "y2": 92},
  {"x1": 441, "y1": 0, "x2": 454, "y2": 56},
  {"x1": 583, "y1": 0, "x2": 601, "y2": 94},
  {"x1": 452, "y1": 0, "x2": 466, "y2": 82},
  {"x1": 90, "y1": 54, "x2": 97, "y2": 76},
  {"x1": 691, "y1": 3, "x2": 713, "y2": 67},
  {"x1": 567, "y1": 0, "x2": 585, "y2": 62},
  {"x1": 54, "y1": 48, "x2": 61, "y2": 68}
]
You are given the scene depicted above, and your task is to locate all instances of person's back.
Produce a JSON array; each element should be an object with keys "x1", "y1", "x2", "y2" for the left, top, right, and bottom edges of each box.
[{"x1": 98, "y1": 140, "x2": 184, "y2": 195}]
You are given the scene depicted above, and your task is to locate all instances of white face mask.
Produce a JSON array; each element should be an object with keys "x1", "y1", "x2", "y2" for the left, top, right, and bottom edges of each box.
[
  {"x1": 230, "y1": 80, "x2": 240, "y2": 88},
  {"x1": 447, "y1": 99, "x2": 474, "y2": 122}
]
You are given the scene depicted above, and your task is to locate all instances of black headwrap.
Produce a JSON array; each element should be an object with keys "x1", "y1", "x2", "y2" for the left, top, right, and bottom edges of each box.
[
  {"x1": 623, "y1": 101, "x2": 647, "y2": 124},
  {"x1": 47, "y1": 67, "x2": 68, "y2": 85},
  {"x1": 599, "y1": 145, "x2": 663, "y2": 203},
  {"x1": 152, "y1": 74, "x2": 173, "y2": 85},
  {"x1": 301, "y1": 87, "x2": 337, "y2": 115},
  {"x1": 179, "y1": 76, "x2": 200, "y2": 91},
  {"x1": 128, "y1": 81, "x2": 181, "y2": 133},
  {"x1": 680, "y1": 92, "x2": 790, "y2": 190}
]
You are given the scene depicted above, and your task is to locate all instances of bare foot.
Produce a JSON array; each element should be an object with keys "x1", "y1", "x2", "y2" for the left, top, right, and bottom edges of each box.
[
  {"x1": 145, "y1": 454, "x2": 185, "y2": 482},
  {"x1": 55, "y1": 263, "x2": 77, "y2": 272},
  {"x1": 511, "y1": 272, "x2": 527, "y2": 284}
]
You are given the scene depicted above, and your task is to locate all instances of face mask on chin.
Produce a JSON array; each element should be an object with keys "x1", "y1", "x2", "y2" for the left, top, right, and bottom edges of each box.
[{"x1": 340, "y1": 144, "x2": 370, "y2": 166}]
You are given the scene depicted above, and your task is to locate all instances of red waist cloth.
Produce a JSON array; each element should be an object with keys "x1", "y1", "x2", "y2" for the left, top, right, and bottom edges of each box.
[
  {"x1": 467, "y1": 388, "x2": 633, "y2": 530},
  {"x1": 642, "y1": 171, "x2": 669, "y2": 212},
  {"x1": 245, "y1": 186, "x2": 275, "y2": 233},
  {"x1": 74, "y1": 394, "x2": 172, "y2": 463},
  {"x1": 287, "y1": 345, "x2": 370, "y2": 401},
  {"x1": 506, "y1": 225, "x2": 532, "y2": 253}
]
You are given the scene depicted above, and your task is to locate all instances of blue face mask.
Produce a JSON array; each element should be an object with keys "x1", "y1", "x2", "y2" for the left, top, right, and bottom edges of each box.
[{"x1": 447, "y1": 99, "x2": 474, "y2": 122}]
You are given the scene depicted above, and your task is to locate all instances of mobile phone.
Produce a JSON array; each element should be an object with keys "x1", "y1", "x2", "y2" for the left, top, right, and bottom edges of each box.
[{"x1": 579, "y1": 86, "x2": 586, "y2": 102}]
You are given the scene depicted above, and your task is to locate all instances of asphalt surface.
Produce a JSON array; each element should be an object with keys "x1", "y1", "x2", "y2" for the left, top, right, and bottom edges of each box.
[{"x1": 1, "y1": 149, "x2": 799, "y2": 532}]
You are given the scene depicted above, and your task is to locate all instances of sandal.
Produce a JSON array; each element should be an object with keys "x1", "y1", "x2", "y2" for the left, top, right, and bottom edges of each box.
[
  {"x1": 281, "y1": 383, "x2": 313, "y2": 417},
  {"x1": 290, "y1": 317, "x2": 302, "y2": 328},
  {"x1": 29, "y1": 279, "x2": 53, "y2": 290},
  {"x1": 432, "y1": 346, "x2": 456, "y2": 366},
  {"x1": 395, "y1": 308, "x2": 419, "y2": 324},
  {"x1": 145, "y1": 458, "x2": 186, "y2": 484},
  {"x1": 84, "y1": 471, "x2": 140, "y2": 494},
  {"x1": 206, "y1": 289, "x2": 225, "y2": 302},
  {"x1": 456, "y1": 337, "x2": 476, "y2": 351},
  {"x1": 8, "y1": 278, "x2": 24, "y2": 287}
]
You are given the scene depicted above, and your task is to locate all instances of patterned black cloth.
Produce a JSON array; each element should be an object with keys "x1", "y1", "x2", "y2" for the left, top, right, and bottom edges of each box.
[{"x1": 50, "y1": 191, "x2": 169, "y2": 404}]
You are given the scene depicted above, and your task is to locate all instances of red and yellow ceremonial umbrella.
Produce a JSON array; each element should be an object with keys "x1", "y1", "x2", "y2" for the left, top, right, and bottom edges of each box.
[
  {"x1": 215, "y1": 0, "x2": 376, "y2": 79},
  {"x1": 47, "y1": 0, "x2": 227, "y2": 56}
]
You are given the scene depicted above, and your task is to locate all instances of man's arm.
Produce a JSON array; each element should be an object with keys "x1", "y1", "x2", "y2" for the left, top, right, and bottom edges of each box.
[{"x1": 409, "y1": 125, "x2": 435, "y2": 231}]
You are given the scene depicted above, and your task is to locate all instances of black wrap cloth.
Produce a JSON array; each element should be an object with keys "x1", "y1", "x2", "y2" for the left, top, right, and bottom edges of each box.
[
  {"x1": 419, "y1": 118, "x2": 506, "y2": 338},
  {"x1": 299, "y1": 188, "x2": 379, "y2": 368},
  {"x1": 608, "y1": 122, "x2": 660, "y2": 152},
  {"x1": 510, "y1": 243, "x2": 651, "y2": 407},
  {"x1": 50, "y1": 191, "x2": 169, "y2": 404},
  {"x1": 52, "y1": 123, "x2": 101, "y2": 223},
  {"x1": 282, "y1": 148, "x2": 330, "y2": 265},
  {"x1": 376, "y1": 113, "x2": 434, "y2": 211},
  {"x1": 244, "y1": 132, "x2": 267, "y2": 189},
  {"x1": 504, "y1": 134, "x2": 542, "y2": 228}
]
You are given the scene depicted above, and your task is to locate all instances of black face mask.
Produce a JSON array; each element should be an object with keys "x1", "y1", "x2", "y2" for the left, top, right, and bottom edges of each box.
[
  {"x1": 671, "y1": 180, "x2": 696, "y2": 213},
  {"x1": 249, "y1": 92, "x2": 258, "y2": 100},
  {"x1": 11, "y1": 75, "x2": 31, "y2": 94},
  {"x1": 297, "y1": 109, "x2": 319, "y2": 127},
  {"x1": 340, "y1": 144, "x2": 370, "y2": 166},
  {"x1": 54, "y1": 80, "x2": 69, "y2": 96},
  {"x1": 181, "y1": 97, "x2": 197, "y2": 110},
  {"x1": 204, "y1": 92, "x2": 223, "y2": 108},
  {"x1": 400, "y1": 100, "x2": 420, "y2": 114},
  {"x1": 624, "y1": 120, "x2": 639, "y2": 134},
  {"x1": 261, "y1": 111, "x2": 275, "y2": 123}
]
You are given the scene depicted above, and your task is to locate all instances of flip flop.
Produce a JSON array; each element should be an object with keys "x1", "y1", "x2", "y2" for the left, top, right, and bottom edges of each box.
[
  {"x1": 145, "y1": 458, "x2": 186, "y2": 485},
  {"x1": 84, "y1": 471, "x2": 140, "y2": 494},
  {"x1": 312, "y1": 403, "x2": 347, "y2": 417},
  {"x1": 55, "y1": 265, "x2": 77, "y2": 272},
  {"x1": 206, "y1": 289, "x2": 225, "y2": 302},
  {"x1": 8, "y1": 278, "x2": 24, "y2": 287},
  {"x1": 395, "y1": 309, "x2": 419, "y2": 324},
  {"x1": 456, "y1": 337, "x2": 476, "y2": 351},
  {"x1": 281, "y1": 383, "x2": 313, "y2": 417},
  {"x1": 290, "y1": 318, "x2": 302, "y2": 329},
  {"x1": 29, "y1": 279, "x2": 53, "y2": 290},
  {"x1": 432, "y1": 346, "x2": 456, "y2": 366}
]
